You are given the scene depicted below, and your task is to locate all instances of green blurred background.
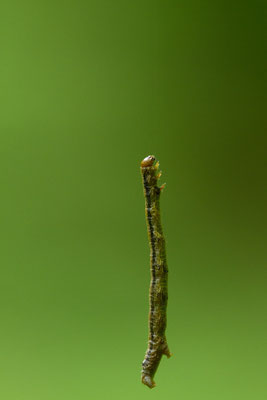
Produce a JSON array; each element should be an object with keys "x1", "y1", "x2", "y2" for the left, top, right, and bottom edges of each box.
[{"x1": 0, "y1": 1, "x2": 266, "y2": 399}]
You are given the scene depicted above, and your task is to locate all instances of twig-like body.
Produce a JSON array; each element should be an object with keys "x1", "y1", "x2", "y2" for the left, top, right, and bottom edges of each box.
[{"x1": 140, "y1": 155, "x2": 171, "y2": 389}]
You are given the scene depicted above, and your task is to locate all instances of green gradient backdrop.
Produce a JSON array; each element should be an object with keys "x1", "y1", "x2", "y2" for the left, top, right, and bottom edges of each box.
[{"x1": 0, "y1": 1, "x2": 266, "y2": 399}]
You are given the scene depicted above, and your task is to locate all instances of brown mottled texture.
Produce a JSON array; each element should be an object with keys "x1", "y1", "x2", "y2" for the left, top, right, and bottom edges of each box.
[{"x1": 140, "y1": 155, "x2": 171, "y2": 389}]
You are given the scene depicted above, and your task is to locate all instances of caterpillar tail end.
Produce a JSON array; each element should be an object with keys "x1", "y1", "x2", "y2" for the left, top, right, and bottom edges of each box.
[{"x1": 142, "y1": 374, "x2": 156, "y2": 389}]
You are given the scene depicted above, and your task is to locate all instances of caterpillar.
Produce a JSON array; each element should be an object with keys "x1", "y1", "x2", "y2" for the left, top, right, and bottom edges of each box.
[{"x1": 140, "y1": 155, "x2": 171, "y2": 389}]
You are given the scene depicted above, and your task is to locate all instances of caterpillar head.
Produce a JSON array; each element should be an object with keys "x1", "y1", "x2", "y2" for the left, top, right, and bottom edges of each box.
[{"x1": 141, "y1": 155, "x2": 155, "y2": 167}]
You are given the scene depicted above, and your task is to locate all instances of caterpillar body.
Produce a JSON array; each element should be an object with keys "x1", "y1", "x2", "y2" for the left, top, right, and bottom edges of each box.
[{"x1": 140, "y1": 155, "x2": 171, "y2": 389}]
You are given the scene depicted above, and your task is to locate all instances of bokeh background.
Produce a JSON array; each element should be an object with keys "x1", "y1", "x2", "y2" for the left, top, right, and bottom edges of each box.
[{"x1": 0, "y1": 1, "x2": 266, "y2": 399}]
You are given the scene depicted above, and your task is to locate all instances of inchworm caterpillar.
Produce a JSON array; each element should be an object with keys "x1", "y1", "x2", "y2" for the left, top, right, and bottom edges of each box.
[{"x1": 140, "y1": 155, "x2": 171, "y2": 389}]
